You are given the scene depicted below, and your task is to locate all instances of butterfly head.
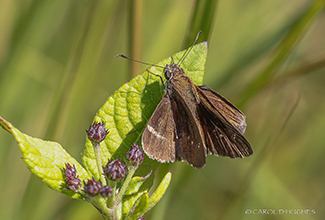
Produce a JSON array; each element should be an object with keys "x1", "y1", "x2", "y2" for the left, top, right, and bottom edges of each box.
[{"x1": 164, "y1": 64, "x2": 184, "y2": 80}]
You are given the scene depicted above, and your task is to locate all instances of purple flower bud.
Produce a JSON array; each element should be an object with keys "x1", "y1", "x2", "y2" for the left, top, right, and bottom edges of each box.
[
  {"x1": 100, "y1": 185, "x2": 112, "y2": 197},
  {"x1": 64, "y1": 163, "x2": 81, "y2": 191},
  {"x1": 84, "y1": 178, "x2": 102, "y2": 196},
  {"x1": 86, "y1": 122, "x2": 109, "y2": 143},
  {"x1": 103, "y1": 158, "x2": 128, "y2": 182},
  {"x1": 137, "y1": 217, "x2": 145, "y2": 220},
  {"x1": 126, "y1": 143, "x2": 144, "y2": 166}
]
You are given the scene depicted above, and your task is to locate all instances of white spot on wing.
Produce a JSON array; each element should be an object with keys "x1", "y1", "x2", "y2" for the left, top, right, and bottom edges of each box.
[{"x1": 147, "y1": 125, "x2": 167, "y2": 140}]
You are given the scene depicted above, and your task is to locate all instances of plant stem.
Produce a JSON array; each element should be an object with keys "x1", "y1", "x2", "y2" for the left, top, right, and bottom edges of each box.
[
  {"x1": 114, "y1": 165, "x2": 137, "y2": 205},
  {"x1": 106, "y1": 166, "x2": 138, "y2": 219},
  {"x1": 94, "y1": 142, "x2": 107, "y2": 185},
  {"x1": 107, "y1": 181, "x2": 116, "y2": 208}
]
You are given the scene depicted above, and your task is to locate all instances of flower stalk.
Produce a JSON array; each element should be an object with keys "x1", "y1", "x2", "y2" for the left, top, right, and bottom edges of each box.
[{"x1": 94, "y1": 142, "x2": 107, "y2": 185}]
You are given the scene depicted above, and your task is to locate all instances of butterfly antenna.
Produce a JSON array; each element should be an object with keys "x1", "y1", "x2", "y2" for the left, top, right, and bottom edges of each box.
[
  {"x1": 171, "y1": 56, "x2": 175, "y2": 64},
  {"x1": 116, "y1": 54, "x2": 164, "y2": 68},
  {"x1": 116, "y1": 54, "x2": 165, "y2": 86},
  {"x1": 179, "y1": 31, "x2": 202, "y2": 65}
]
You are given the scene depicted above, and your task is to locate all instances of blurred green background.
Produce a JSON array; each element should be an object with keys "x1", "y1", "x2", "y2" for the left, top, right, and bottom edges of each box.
[{"x1": 0, "y1": 0, "x2": 325, "y2": 219}]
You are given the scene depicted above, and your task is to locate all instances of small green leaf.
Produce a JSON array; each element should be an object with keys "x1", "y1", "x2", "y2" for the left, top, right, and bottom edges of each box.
[
  {"x1": 125, "y1": 171, "x2": 152, "y2": 196},
  {"x1": 0, "y1": 116, "x2": 91, "y2": 199},
  {"x1": 147, "y1": 171, "x2": 172, "y2": 212},
  {"x1": 82, "y1": 42, "x2": 208, "y2": 181},
  {"x1": 122, "y1": 192, "x2": 144, "y2": 219},
  {"x1": 128, "y1": 192, "x2": 149, "y2": 220}
]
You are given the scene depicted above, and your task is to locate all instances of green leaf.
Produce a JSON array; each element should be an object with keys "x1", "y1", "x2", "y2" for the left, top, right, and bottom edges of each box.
[
  {"x1": 0, "y1": 117, "x2": 91, "y2": 199},
  {"x1": 125, "y1": 171, "x2": 152, "y2": 196},
  {"x1": 120, "y1": 168, "x2": 150, "y2": 219},
  {"x1": 82, "y1": 42, "x2": 208, "y2": 179},
  {"x1": 147, "y1": 171, "x2": 172, "y2": 212},
  {"x1": 128, "y1": 192, "x2": 149, "y2": 220},
  {"x1": 122, "y1": 192, "x2": 143, "y2": 219}
]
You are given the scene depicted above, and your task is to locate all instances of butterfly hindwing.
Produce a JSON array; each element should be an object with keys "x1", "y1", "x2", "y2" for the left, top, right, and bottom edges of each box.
[
  {"x1": 197, "y1": 87, "x2": 253, "y2": 158},
  {"x1": 142, "y1": 94, "x2": 176, "y2": 163},
  {"x1": 169, "y1": 93, "x2": 207, "y2": 168},
  {"x1": 199, "y1": 86, "x2": 247, "y2": 134}
]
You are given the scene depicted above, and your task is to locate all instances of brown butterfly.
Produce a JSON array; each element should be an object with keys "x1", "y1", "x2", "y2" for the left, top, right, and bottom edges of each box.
[{"x1": 119, "y1": 32, "x2": 253, "y2": 168}]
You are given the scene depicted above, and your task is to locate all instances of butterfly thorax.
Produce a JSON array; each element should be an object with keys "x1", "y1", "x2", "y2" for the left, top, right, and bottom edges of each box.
[{"x1": 164, "y1": 63, "x2": 200, "y2": 104}]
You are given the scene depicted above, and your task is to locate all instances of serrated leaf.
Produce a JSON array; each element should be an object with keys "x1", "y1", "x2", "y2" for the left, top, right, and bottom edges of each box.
[
  {"x1": 0, "y1": 117, "x2": 91, "y2": 199},
  {"x1": 82, "y1": 42, "x2": 208, "y2": 180},
  {"x1": 147, "y1": 171, "x2": 172, "y2": 212},
  {"x1": 128, "y1": 192, "x2": 149, "y2": 220}
]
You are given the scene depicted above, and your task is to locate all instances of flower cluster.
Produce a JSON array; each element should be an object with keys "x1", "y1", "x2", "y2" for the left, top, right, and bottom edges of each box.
[
  {"x1": 62, "y1": 121, "x2": 147, "y2": 218},
  {"x1": 100, "y1": 185, "x2": 113, "y2": 197},
  {"x1": 84, "y1": 178, "x2": 102, "y2": 196},
  {"x1": 126, "y1": 143, "x2": 144, "y2": 166},
  {"x1": 103, "y1": 158, "x2": 128, "y2": 182},
  {"x1": 64, "y1": 163, "x2": 81, "y2": 191},
  {"x1": 63, "y1": 139, "x2": 145, "y2": 196},
  {"x1": 84, "y1": 178, "x2": 112, "y2": 197},
  {"x1": 86, "y1": 122, "x2": 109, "y2": 144}
]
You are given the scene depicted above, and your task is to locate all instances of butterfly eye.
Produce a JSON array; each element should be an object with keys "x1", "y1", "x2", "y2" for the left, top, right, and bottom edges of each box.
[
  {"x1": 164, "y1": 70, "x2": 171, "y2": 80},
  {"x1": 164, "y1": 65, "x2": 173, "y2": 80}
]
